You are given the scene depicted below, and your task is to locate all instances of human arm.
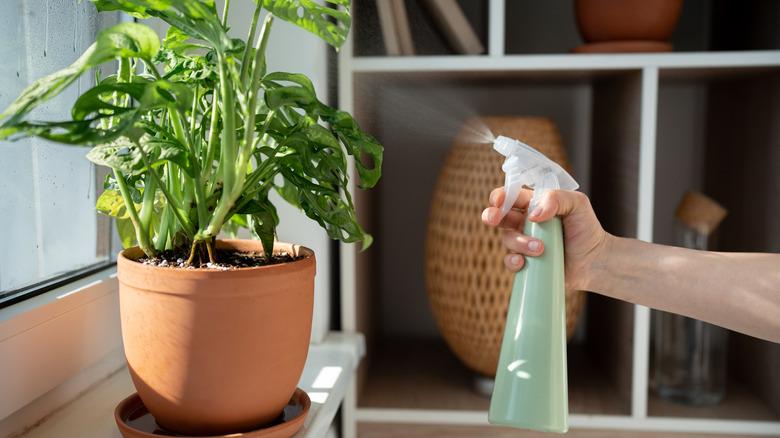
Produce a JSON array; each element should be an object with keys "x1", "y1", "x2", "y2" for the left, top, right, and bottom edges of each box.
[{"x1": 482, "y1": 187, "x2": 780, "y2": 343}]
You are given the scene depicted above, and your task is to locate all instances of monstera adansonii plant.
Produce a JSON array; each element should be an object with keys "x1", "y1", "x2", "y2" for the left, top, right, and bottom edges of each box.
[{"x1": 0, "y1": 0, "x2": 382, "y2": 266}]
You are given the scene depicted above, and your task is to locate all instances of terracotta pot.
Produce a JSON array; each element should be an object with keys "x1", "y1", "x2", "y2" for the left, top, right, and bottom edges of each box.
[
  {"x1": 425, "y1": 116, "x2": 586, "y2": 377},
  {"x1": 117, "y1": 240, "x2": 315, "y2": 436},
  {"x1": 574, "y1": 0, "x2": 683, "y2": 52}
]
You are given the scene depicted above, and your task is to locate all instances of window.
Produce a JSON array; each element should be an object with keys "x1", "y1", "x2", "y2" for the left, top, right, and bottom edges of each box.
[{"x1": 0, "y1": 1, "x2": 118, "y2": 307}]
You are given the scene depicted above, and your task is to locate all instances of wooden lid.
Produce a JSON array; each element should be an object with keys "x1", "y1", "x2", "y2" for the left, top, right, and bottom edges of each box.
[{"x1": 674, "y1": 191, "x2": 728, "y2": 235}]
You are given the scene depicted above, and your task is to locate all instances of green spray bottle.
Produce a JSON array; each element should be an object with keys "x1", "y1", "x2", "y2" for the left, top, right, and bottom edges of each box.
[{"x1": 488, "y1": 136, "x2": 579, "y2": 433}]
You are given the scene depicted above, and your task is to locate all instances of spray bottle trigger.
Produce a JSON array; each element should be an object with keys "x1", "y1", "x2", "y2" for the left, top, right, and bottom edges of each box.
[{"x1": 501, "y1": 175, "x2": 525, "y2": 217}]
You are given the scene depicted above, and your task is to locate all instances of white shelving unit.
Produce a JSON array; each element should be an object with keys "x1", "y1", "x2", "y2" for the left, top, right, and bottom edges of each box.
[{"x1": 338, "y1": 1, "x2": 780, "y2": 437}]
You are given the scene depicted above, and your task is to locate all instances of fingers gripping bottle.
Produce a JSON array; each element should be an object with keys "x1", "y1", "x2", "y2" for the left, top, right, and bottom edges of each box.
[{"x1": 488, "y1": 136, "x2": 579, "y2": 433}]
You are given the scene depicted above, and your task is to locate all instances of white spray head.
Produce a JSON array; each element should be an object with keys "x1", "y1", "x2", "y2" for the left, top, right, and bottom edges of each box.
[{"x1": 493, "y1": 135, "x2": 579, "y2": 217}]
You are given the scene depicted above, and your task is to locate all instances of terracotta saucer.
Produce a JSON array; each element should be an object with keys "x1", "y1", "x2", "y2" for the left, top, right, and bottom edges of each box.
[
  {"x1": 573, "y1": 41, "x2": 673, "y2": 53},
  {"x1": 115, "y1": 388, "x2": 310, "y2": 438}
]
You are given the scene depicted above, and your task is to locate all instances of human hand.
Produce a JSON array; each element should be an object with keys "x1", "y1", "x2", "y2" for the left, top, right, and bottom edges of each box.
[{"x1": 481, "y1": 188, "x2": 609, "y2": 291}]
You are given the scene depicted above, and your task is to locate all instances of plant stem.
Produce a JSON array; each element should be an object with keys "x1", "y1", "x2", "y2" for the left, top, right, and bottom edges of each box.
[
  {"x1": 142, "y1": 153, "x2": 196, "y2": 238},
  {"x1": 205, "y1": 238, "x2": 216, "y2": 264},
  {"x1": 203, "y1": 54, "x2": 238, "y2": 239},
  {"x1": 142, "y1": 58, "x2": 162, "y2": 80},
  {"x1": 186, "y1": 240, "x2": 198, "y2": 265},
  {"x1": 154, "y1": 206, "x2": 172, "y2": 252},
  {"x1": 204, "y1": 92, "x2": 219, "y2": 190},
  {"x1": 169, "y1": 109, "x2": 209, "y2": 231},
  {"x1": 113, "y1": 168, "x2": 155, "y2": 257},
  {"x1": 231, "y1": 169, "x2": 275, "y2": 215},
  {"x1": 221, "y1": 0, "x2": 231, "y2": 27},
  {"x1": 240, "y1": 2, "x2": 264, "y2": 84},
  {"x1": 139, "y1": 171, "x2": 157, "y2": 232},
  {"x1": 217, "y1": 15, "x2": 275, "y2": 225},
  {"x1": 240, "y1": 15, "x2": 274, "y2": 169},
  {"x1": 189, "y1": 84, "x2": 199, "y2": 142},
  {"x1": 217, "y1": 55, "x2": 237, "y2": 191}
]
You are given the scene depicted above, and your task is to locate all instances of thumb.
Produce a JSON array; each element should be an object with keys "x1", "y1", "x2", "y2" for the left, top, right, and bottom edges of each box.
[{"x1": 528, "y1": 190, "x2": 585, "y2": 222}]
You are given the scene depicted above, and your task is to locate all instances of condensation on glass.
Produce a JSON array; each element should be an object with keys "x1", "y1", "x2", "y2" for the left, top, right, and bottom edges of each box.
[{"x1": 0, "y1": 1, "x2": 113, "y2": 298}]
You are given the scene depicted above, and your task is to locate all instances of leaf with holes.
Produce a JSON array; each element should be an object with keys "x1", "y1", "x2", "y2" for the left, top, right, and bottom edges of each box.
[{"x1": 263, "y1": 0, "x2": 351, "y2": 48}]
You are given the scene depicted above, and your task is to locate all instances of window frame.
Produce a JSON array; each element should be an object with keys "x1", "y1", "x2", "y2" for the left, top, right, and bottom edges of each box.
[{"x1": 0, "y1": 261, "x2": 116, "y2": 309}]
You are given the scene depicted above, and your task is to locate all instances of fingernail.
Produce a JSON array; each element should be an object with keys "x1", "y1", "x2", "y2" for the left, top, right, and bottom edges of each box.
[
  {"x1": 481, "y1": 209, "x2": 490, "y2": 223},
  {"x1": 528, "y1": 240, "x2": 541, "y2": 252},
  {"x1": 530, "y1": 206, "x2": 543, "y2": 218},
  {"x1": 510, "y1": 255, "x2": 521, "y2": 266}
]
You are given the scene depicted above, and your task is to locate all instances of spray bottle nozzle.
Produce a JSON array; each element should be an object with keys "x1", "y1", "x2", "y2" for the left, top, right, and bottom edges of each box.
[{"x1": 493, "y1": 136, "x2": 578, "y2": 217}]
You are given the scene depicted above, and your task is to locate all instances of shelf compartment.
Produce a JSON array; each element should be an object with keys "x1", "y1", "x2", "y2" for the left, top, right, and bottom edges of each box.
[
  {"x1": 353, "y1": 0, "x2": 488, "y2": 57},
  {"x1": 358, "y1": 338, "x2": 631, "y2": 416},
  {"x1": 350, "y1": 71, "x2": 642, "y2": 421},
  {"x1": 648, "y1": 68, "x2": 780, "y2": 422},
  {"x1": 502, "y1": 0, "x2": 780, "y2": 55},
  {"x1": 648, "y1": 376, "x2": 779, "y2": 421}
]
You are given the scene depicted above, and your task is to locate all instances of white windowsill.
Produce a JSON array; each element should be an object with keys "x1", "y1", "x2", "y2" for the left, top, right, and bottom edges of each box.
[
  {"x1": 0, "y1": 266, "x2": 122, "y2": 434},
  {"x1": 18, "y1": 332, "x2": 365, "y2": 438}
]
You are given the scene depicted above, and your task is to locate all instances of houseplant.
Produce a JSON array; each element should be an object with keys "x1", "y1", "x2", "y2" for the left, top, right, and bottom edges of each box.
[{"x1": 0, "y1": 0, "x2": 382, "y2": 435}]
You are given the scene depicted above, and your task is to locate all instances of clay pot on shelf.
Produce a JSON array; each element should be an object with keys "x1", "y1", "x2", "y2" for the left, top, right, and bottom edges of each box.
[
  {"x1": 117, "y1": 240, "x2": 315, "y2": 436},
  {"x1": 425, "y1": 116, "x2": 586, "y2": 378},
  {"x1": 573, "y1": 0, "x2": 684, "y2": 53}
]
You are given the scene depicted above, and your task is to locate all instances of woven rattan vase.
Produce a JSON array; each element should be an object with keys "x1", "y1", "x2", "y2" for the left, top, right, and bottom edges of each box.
[{"x1": 425, "y1": 116, "x2": 586, "y2": 377}]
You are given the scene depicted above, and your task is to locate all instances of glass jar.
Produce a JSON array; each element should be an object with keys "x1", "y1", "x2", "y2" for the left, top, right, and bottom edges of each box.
[{"x1": 652, "y1": 225, "x2": 728, "y2": 405}]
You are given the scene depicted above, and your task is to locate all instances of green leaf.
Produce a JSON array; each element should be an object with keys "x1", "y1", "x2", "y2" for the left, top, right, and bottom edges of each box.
[
  {"x1": 275, "y1": 177, "x2": 301, "y2": 207},
  {"x1": 71, "y1": 82, "x2": 149, "y2": 121},
  {"x1": 261, "y1": 72, "x2": 384, "y2": 190},
  {"x1": 87, "y1": 134, "x2": 193, "y2": 176},
  {"x1": 263, "y1": 0, "x2": 351, "y2": 48},
  {"x1": 94, "y1": 21, "x2": 160, "y2": 62},
  {"x1": 264, "y1": 84, "x2": 317, "y2": 112},
  {"x1": 264, "y1": 72, "x2": 316, "y2": 95},
  {"x1": 163, "y1": 26, "x2": 193, "y2": 52},
  {"x1": 249, "y1": 192, "x2": 279, "y2": 258},
  {"x1": 96, "y1": 189, "x2": 133, "y2": 218},
  {"x1": 321, "y1": 108, "x2": 384, "y2": 189},
  {"x1": 87, "y1": 137, "x2": 144, "y2": 173},
  {"x1": 96, "y1": 189, "x2": 141, "y2": 248},
  {"x1": 262, "y1": 72, "x2": 319, "y2": 112},
  {"x1": 278, "y1": 167, "x2": 372, "y2": 250},
  {"x1": 279, "y1": 124, "x2": 347, "y2": 187},
  {"x1": 143, "y1": 138, "x2": 195, "y2": 176},
  {"x1": 6, "y1": 78, "x2": 195, "y2": 147},
  {"x1": 116, "y1": 217, "x2": 138, "y2": 248},
  {"x1": 140, "y1": 80, "x2": 195, "y2": 114},
  {"x1": 91, "y1": 0, "x2": 229, "y2": 51},
  {"x1": 89, "y1": 0, "x2": 161, "y2": 19}
]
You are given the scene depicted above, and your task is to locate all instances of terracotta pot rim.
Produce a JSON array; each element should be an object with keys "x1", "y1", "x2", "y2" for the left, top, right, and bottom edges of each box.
[{"x1": 118, "y1": 239, "x2": 314, "y2": 278}]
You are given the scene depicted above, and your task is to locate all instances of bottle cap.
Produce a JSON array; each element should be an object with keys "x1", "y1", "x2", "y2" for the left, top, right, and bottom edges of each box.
[{"x1": 675, "y1": 191, "x2": 728, "y2": 235}]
